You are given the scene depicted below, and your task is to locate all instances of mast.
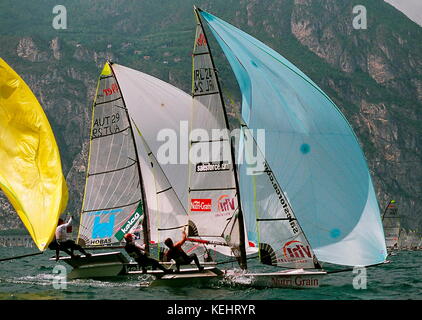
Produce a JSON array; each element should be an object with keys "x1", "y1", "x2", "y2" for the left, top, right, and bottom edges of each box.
[
  {"x1": 381, "y1": 200, "x2": 394, "y2": 222},
  {"x1": 109, "y1": 61, "x2": 151, "y2": 253},
  {"x1": 194, "y1": 7, "x2": 247, "y2": 269}
]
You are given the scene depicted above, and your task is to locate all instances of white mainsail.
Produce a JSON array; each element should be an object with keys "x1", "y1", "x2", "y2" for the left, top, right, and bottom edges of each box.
[
  {"x1": 189, "y1": 9, "x2": 248, "y2": 267},
  {"x1": 78, "y1": 63, "x2": 146, "y2": 247},
  {"x1": 79, "y1": 62, "x2": 196, "y2": 251},
  {"x1": 382, "y1": 200, "x2": 400, "y2": 250}
]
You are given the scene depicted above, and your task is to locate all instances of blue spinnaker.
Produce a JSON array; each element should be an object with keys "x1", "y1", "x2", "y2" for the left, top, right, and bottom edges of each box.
[{"x1": 199, "y1": 10, "x2": 386, "y2": 266}]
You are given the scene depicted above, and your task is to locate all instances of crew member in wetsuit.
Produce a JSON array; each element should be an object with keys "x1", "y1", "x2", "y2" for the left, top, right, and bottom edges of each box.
[
  {"x1": 124, "y1": 233, "x2": 172, "y2": 274},
  {"x1": 164, "y1": 230, "x2": 204, "y2": 273},
  {"x1": 48, "y1": 216, "x2": 91, "y2": 261}
]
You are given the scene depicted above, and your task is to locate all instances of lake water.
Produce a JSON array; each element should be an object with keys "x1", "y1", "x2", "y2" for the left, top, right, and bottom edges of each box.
[{"x1": 0, "y1": 247, "x2": 421, "y2": 300}]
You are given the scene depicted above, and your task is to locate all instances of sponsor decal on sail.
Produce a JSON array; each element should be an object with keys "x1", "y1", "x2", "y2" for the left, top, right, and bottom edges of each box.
[
  {"x1": 114, "y1": 204, "x2": 143, "y2": 240},
  {"x1": 196, "y1": 33, "x2": 207, "y2": 46},
  {"x1": 103, "y1": 83, "x2": 119, "y2": 96},
  {"x1": 279, "y1": 240, "x2": 313, "y2": 263},
  {"x1": 217, "y1": 195, "x2": 236, "y2": 216},
  {"x1": 191, "y1": 199, "x2": 212, "y2": 212},
  {"x1": 264, "y1": 161, "x2": 299, "y2": 234},
  {"x1": 196, "y1": 161, "x2": 230, "y2": 172}
]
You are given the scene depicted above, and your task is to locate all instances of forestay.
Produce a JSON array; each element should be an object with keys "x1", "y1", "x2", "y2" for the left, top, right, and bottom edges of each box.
[{"x1": 199, "y1": 9, "x2": 387, "y2": 266}]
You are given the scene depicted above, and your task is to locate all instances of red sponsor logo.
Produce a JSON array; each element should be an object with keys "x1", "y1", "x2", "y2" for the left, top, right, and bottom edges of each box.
[
  {"x1": 196, "y1": 33, "x2": 207, "y2": 46},
  {"x1": 103, "y1": 83, "x2": 119, "y2": 96},
  {"x1": 282, "y1": 240, "x2": 313, "y2": 259},
  {"x1": 248, "y1": 241, "x2": 256, "y2": 248},
  {"x1": 191, "y1": 199, "x2": 212, "y2": 212},
  {"x1": 218, "y1": 195, "x2": 236, "y2": 213}
]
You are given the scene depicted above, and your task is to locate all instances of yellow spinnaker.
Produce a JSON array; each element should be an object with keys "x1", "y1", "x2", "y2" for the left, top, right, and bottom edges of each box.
[{"x1": 0, "y1": 58, "x2": 68, "y2": 251}]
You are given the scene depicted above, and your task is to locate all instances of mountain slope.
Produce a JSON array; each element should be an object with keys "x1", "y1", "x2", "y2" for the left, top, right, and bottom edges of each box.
[{"x1": 0, "y1": 0, "x2": 420, "y2": 233}]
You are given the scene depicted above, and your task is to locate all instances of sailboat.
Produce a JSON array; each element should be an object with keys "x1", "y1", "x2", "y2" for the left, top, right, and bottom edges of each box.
[
  {"x1": 0, "y1": 58, "x2": 68, "y2": 253},
  {"x1": 56, "y1": 61, "x2": 223, "y2": 281},
  {"x1": 190, "y1": 7, "x2": 387, "y2": 288},
  {"x1": 381, "y1": 200, "x2": 401, "y2": 253}
]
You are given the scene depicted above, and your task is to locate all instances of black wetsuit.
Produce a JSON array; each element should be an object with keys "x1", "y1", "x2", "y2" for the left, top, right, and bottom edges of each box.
[
  {"x1": 124, "y1": 242, "x2": 169, "y2": 273},
  {"x1": 48, "y1": 238, "x2": 89, "y2": 259},
  {"x1": 165, "y1": 244, "x2": 202, "y2": 272}
]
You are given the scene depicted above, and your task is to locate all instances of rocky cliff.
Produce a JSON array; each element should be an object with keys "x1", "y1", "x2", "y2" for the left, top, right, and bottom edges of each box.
[{"x1": 0, "y1": 0, "x2": 420, "y2": 232}]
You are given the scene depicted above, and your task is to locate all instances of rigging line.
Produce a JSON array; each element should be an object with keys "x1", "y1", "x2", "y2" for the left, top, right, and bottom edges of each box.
[{"x1": 0, "y1": 251, "x2": 44, "y2": 262}]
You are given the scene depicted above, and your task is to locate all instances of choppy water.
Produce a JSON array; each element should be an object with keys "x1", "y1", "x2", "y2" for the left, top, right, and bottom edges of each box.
[{"x1": 0, "y1": 247, "x2": 421, "y2": 300}]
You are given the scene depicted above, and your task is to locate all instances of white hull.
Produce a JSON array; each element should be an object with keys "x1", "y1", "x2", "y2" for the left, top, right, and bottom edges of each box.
[
  {"x1": 51, "y1": 252, "x2": 220, "y2": 281},
  {"x1": 51, "y1": 253, "x2": 325, "y2": 288},
  {"x1": 224, "y1": 269, "x2": 326, "y2": 288}
]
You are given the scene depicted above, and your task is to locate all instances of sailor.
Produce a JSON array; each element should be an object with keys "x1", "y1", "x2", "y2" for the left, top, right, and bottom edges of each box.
[
  {"x1": 123, "y1": 233, "x2": 172, "y2": 274},
  {"x1": 164, "y1": 230, "x2": 204, "y2": 273},
  {"x1": 49, "y1": 216, "x2": 91, "y2": 261}
]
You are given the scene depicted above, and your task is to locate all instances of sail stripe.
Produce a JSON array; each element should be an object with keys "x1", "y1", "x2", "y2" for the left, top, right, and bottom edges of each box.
[
  {"x1": 88, "y1": 161, "x2": 137, "y2": 177},
  {"x1": 189, "y1": 187, "x2": 237, "y2": 192},
  {"x1": 94, "y1": 96, "x2": 123, "y2": 106},
  {"x1": 193, "y1": 91, "x2": 220, "y2": 97},
  {"x1": 82, "y1": 198, "x2": 143, "y2": 213},
  {"x1": 191, "y1": 139, "x2": 229, "y2": 144},
  {"x1": 156, "y1": 187, "x2": 172, "y2": 195}
]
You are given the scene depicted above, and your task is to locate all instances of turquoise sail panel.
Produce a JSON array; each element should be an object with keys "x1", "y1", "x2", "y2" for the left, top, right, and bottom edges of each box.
[{"x1": 199, "y1": 10, "x2": 387, "y2": 266}]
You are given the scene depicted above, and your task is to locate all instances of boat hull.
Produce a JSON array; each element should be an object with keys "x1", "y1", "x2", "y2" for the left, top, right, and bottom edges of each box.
[
  {"x1": 224, "y1": 269, "x2": 326, "y2": 288},
  {"x1": 51, "y1": 252, "x2": 220, "y2": 282}
]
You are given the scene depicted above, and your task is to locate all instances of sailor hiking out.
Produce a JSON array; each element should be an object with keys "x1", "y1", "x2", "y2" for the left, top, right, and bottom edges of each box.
[
  {"x1": 48, "y1": 216, "x2": 91, "y2": 261},
  {"x1": 124, "y1": 233, "x2": 172, "y2": 274},
  {"x1": 164, "y1": 230, "x2": 204, "y2": 273}
]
